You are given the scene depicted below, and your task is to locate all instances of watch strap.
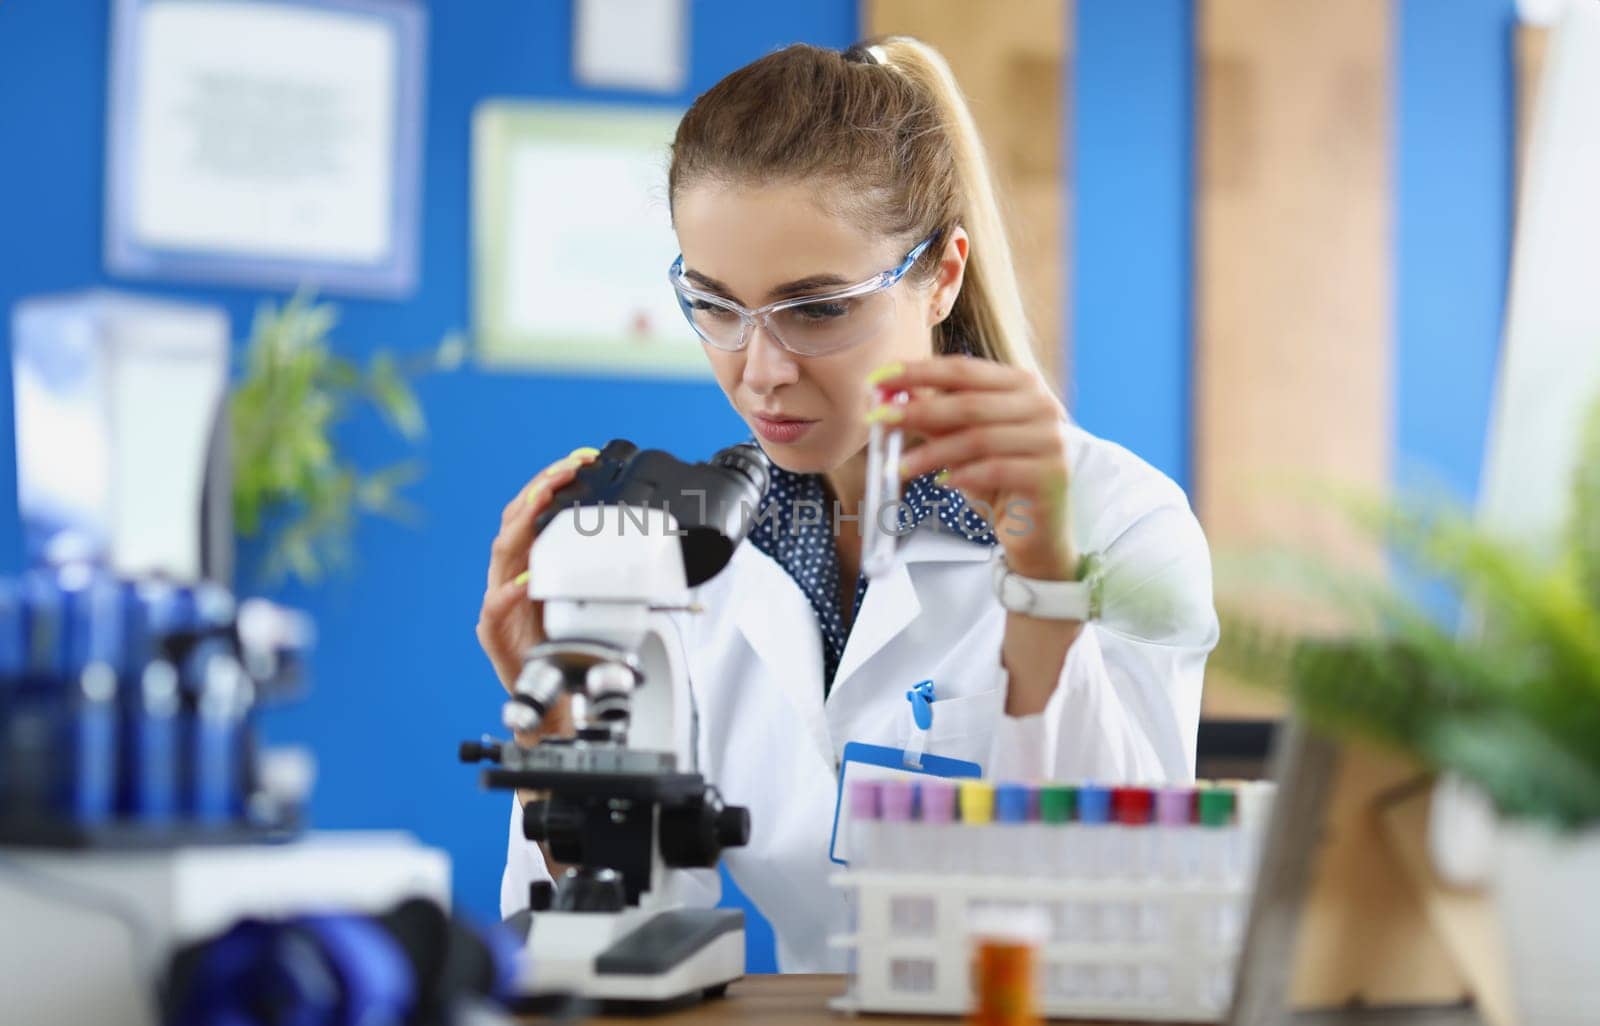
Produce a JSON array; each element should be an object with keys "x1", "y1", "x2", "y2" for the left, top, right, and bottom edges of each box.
[{"x1": 990, "y1": 549, "x2": 1102, "y2": 621}]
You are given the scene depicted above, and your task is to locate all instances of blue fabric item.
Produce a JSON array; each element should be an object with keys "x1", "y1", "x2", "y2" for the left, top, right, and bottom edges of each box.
[{"x1": 742, "y1": 434, "x2": 997, "y2": 694}]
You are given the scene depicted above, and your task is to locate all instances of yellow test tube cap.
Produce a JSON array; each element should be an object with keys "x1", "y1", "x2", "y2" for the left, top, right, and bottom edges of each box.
[{"x1": 959, "y1": 780, "x2": 995, "y2": 824}]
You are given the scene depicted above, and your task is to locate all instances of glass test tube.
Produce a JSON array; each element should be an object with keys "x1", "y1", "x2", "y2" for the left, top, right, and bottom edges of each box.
[
  {"x1": 1112, "y1": 786, "x2": 1155, "y2": 879},
  {"x1": 848, "y1": 778, "x2": 882, "y2": 869},
  {"x1": 1154, "y1": 786, "x2": 1195, "y2": 881},
  {"x1": 862, "y1": 387, "x2": 910, "y2": 578},
  {"x1": 1076, "y1": 784, "x2": 1113, "y2": 878},
  {"x1": 1037, "y1": 784, "x2": 1077, "y2": 877},
  {"x1": 993, "y1": 782, "x2": 1030, "y2": 876},
  {"x1": 959, "y1": 779, "x2": 995, "y2": 870},
  {"x1": 919, "y1": 780, "x2": 958, "y2": 873},
  {"x1": 879, "y1": 777, "x2": 915, "y2": 869}
]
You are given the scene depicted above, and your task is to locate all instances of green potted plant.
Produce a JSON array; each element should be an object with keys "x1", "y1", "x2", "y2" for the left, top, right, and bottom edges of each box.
[
  {"x1": 1217, "y1": 393, "x2": 1600, "y2": 1026},
  {"x1": 231, "y1": 291, "x2": 464, "y2": 585}
]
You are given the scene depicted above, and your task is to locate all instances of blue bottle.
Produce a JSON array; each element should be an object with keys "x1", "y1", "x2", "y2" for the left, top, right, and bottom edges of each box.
[
  {"x1": 183, "y1": 582, "x2": 248, "y2": 823},
  {"x1": 7, "y1": 572, "x2": 69, "y2": 819},
  {"x1": 118, "y1": 578, "x2": 185, "y2": 824},
  {"x1": 0, "y1": 579, "x2": 25, "y2": 813},
  {"x1": 58, "y1": 566, "x2": 122, "y2": 824}
]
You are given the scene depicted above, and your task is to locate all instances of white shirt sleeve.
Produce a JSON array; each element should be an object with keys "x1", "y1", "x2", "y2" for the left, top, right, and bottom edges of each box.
[
  {"x1": 987, "y1": 491, "x2": 1219, "y2": 784},
  {"x1": 500, "y1": 795, "x2": 553, "y2": 920}
]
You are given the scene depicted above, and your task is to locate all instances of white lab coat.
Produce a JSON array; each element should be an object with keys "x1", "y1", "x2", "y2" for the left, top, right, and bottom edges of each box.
[{"x1": 501, "y1": 419, "x2": 1218, "y2": 972}]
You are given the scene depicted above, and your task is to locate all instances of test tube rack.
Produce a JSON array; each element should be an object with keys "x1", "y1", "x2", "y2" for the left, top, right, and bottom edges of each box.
[
  {"x1": 829, "y1": 866, "x2": 1252, "y2": 1021},
  {"x1": 826, "y1": 779, "x2": 1273, "y2": 1022}
]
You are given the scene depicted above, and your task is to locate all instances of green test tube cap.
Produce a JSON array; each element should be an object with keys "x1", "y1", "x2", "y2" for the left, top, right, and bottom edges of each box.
[
  {"x1": 1198, "y1": 786, "x2": 1236, "y2": 827},
  {"x1": 1038, "y1": 784, "x2": 1076, "y2": 823}
]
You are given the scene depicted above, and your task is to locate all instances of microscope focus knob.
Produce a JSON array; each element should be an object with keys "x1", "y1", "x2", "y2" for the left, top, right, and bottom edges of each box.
[
  {"x1": 522, "y1": 799, "x2": 551, "y2": 842},
  {"x1": 457, "y1": 739, "x2": 500, "y2": 764},
  {"x1": 716, "y1": 805, "x2": 751, "y2": 849}
]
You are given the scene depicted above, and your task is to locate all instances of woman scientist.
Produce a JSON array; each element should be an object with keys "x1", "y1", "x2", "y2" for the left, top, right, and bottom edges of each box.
[{"x1": 476, "y1": 38, "x2": 1219, "y2": 972}]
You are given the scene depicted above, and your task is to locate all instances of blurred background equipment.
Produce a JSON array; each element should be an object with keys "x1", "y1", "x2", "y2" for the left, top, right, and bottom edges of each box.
[
  {"x1": 163, "y1": 895, "x2": 515, "y2": 1026},
  {"x1": 12, "y1": 291, "x2": 230, "y2": 583},
  {"x1": 0, "y1": 283, "x2": 470, "y2": 1023}
]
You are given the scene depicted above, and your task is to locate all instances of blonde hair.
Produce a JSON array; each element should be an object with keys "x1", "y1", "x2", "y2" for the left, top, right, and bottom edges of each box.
[{"x1": 668, "y1": 37, "x2": 1053, "y2": 395}]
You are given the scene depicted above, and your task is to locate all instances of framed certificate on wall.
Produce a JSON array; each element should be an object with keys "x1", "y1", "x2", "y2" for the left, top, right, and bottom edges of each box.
[
  {"x1": 105, "y1": 0, "x2": 426, "y2": 297},
  {"x1": 472, "y1": 101, "x2": 709, "y2": 378}
]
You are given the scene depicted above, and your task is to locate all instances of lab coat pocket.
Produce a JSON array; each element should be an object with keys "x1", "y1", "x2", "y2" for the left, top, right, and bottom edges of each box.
[{"x1": 897, "y1": 686, "x2": 1006, "y2": 768}]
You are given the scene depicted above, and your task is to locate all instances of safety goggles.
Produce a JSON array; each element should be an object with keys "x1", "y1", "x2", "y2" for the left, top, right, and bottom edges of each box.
[{"x1": 667, "y1": 233, "x2": 939, "y2": 358}]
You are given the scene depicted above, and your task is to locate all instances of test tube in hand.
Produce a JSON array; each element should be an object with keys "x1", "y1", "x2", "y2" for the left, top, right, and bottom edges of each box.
[{"x1": 863, "y1": 387, "x2": 911, "y2": 578}]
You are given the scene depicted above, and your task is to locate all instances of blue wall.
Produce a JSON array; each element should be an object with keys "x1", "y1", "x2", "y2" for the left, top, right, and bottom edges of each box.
[
  {"x1": 1070, "y1": 0, "x2": 1195, "y2": 492},
  {"x1": 0, "y1": 0, "x2": 856, "y2": 973},
  {"x1": 1394, "y1": 0, "x2": 1514, "y2": 504}
]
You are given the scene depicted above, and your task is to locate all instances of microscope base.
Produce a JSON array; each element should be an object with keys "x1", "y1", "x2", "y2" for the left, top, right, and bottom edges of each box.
[{"x1": 512, "y1": 906, "x2": 745, "y2": 1005}]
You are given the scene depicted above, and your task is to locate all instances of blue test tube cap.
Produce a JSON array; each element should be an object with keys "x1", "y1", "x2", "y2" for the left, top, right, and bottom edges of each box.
[
  {"x1": 994, "y1": 782, "x2": 1030, "y2": 823},
  {"x1": 1077, "y1": 783, "x2": 1112, "y2": 824}
]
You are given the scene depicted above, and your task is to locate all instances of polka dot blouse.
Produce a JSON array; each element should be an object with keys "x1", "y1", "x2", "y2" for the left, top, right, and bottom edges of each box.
[{"x1": 742, "y1": 433, "x2": 998, "y2": 695}]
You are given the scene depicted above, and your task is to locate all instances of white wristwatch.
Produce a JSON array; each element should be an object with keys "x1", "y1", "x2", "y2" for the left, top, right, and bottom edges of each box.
[{"x1": 990, "y1": 548, "x2": 1102, "y2": 621}]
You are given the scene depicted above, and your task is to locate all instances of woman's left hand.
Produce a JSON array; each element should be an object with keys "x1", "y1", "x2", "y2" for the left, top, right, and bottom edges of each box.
[{"x1": 868, "y1": 354, "x2": 1077, "y2": 580}]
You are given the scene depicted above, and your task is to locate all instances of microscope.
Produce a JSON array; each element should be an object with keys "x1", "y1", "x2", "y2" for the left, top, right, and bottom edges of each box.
[{"x1": 459, "y1": 439, "x2": 770, "y2": 1007}]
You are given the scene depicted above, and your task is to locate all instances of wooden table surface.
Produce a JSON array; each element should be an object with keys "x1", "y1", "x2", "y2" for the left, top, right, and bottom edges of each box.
[
  {"x1": 524, "y1": 973, "x2": 1115, "y2": 1025},
  {"x1": 517, "y1": 973, "x2": 1485, "y2": 1025}
]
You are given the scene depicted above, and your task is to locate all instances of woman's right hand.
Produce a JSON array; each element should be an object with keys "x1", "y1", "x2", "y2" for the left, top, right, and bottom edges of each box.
[{"x1": 477, "y1": 446, "x2": 601, "y2": 705}]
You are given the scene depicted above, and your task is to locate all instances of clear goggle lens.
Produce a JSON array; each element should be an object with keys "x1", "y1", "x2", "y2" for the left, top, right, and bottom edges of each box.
[{"x1": 677, "y1": 288, "x2": 897, "y2": 357}]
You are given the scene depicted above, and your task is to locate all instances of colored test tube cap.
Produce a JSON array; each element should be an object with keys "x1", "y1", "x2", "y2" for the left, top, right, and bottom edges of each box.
[
  {"x1": 919, "y1": 780, "x2": 957, "y2": 824},
  {"x1": 880, "y1": 778, "x2": 915, "y2": 822},
  {"x1": 849, "y1": 779, "x2": 882, "y2": 820},
  {"x1": 994, "y1": 783, "x2": 1030, "y2": 823},
  {"x1": 1077, "y1": 784, "x2": 1111, "y2": 824},
  {"x1": 1198, "y1": 786, "x2": 1237, "y2": 826},
  {"x1": 1039, "y1": 784, "x2": 1076, "y2": 823},
  {"x1": 959, "y1": 780, "x2": 995, "y2": 824},
  {"x1": 1112, "y1": 786, "x2": 1154, "y2": 825},
  {"x1": 1155, "y1": 786, "x2": 1194, "y2": 826}
]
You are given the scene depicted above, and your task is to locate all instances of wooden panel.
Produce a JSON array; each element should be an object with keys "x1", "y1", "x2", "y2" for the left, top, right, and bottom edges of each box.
[
  {"x1": 865, "y1": 0, "x2": 1069, "y2": 388},
  {"x1": 1230, "y1": 727, "x2": 1479, "y2": 1026},
  {"x1": 1195, "y1": 0, "x2": 1393, "y2": 719},
  {"x1": 1515, "y1": 24, "x2": 1551, "y2": 205}
]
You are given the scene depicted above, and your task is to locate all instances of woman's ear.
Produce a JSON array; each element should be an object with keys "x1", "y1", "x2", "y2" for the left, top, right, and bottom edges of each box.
[{"x1": 928, "y1": 226, "x2": 969, "y2": 328}]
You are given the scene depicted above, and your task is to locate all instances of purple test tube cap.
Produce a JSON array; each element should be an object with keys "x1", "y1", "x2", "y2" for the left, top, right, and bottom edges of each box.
[
  {"x1": 1156, "y1": 786, "x2": 1194, "y2": 826},
  {"x1": 849, "y1": 779, "x2": 882, "y2": 821},
  {"x1": 880, "y1": 778, "x2": 915, "y2": 822},
  {"x1": 918, "y1": 780, "x2": 957, "y2": 824}
]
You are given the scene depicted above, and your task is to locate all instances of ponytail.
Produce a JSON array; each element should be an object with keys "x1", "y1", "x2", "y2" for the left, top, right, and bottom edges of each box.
[
  {"x1": 870, "y1": 37, "x2": 1051, "y2": 392},
  {"x1": 670, "y1": 37, "x2": 1057, "y2": 400}
]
